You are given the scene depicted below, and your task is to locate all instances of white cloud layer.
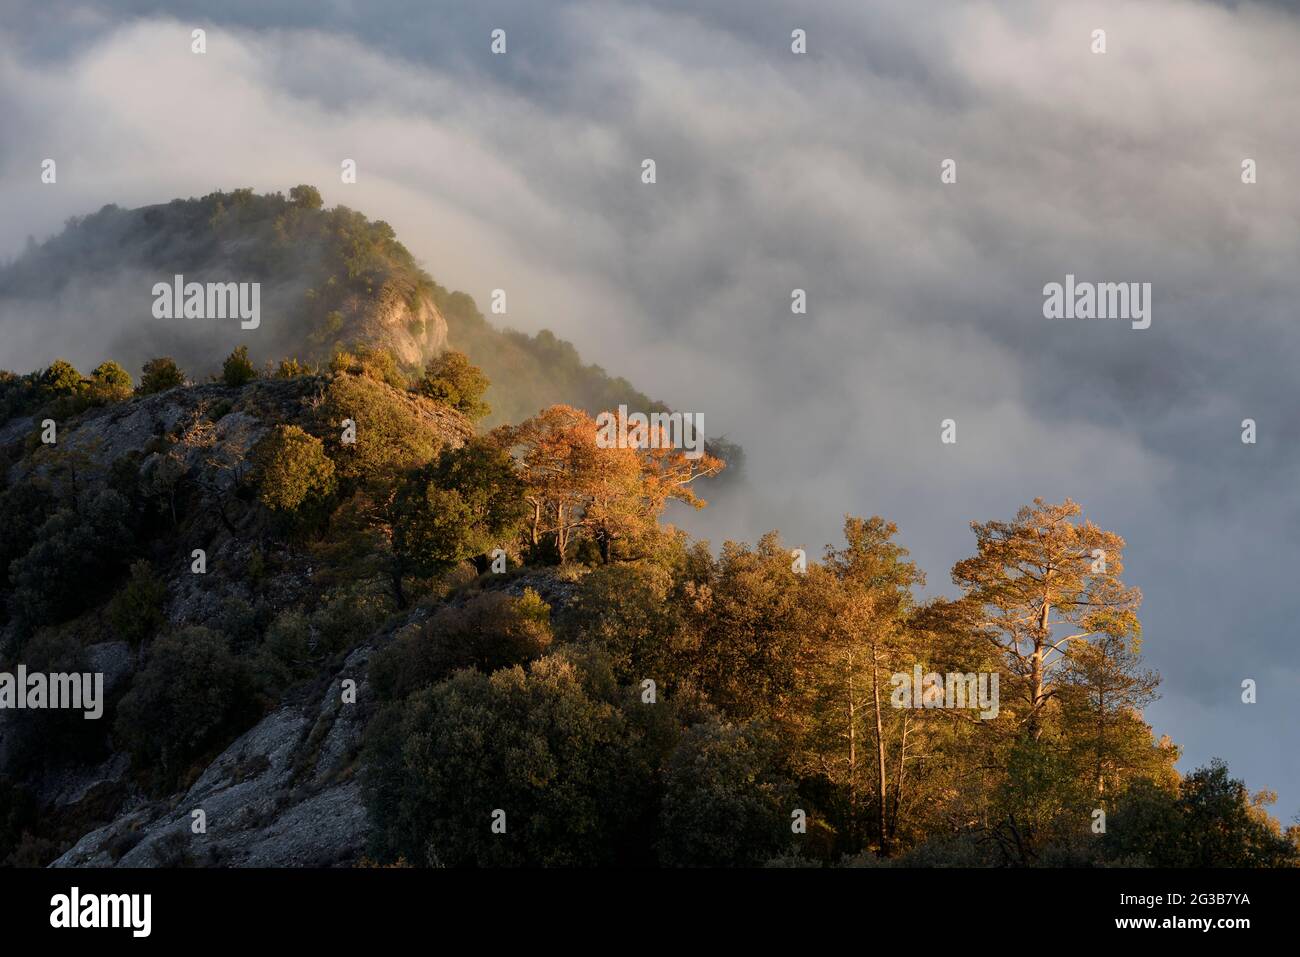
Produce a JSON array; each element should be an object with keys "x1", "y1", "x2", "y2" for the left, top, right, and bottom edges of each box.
[{"x1": 2, "y1": 0, "x2": 1298, "y2": 813}]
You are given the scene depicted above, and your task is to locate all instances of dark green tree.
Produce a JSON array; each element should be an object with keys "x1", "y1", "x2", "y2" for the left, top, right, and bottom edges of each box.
[
  {"x1": 417, "y1": 350, "x2": 491, "y2": 420},
  {"x1": 138, "y1": 357, "x2": 185, "y2": 394},
  {"x1": 113, "y1": 627, "x2": 260, "y2": 783},
  {"x1": 221, "y1": 345, "x2": 257, "y2": 387},
  {"x1": 364, "y1": 651, "x2": 651, "y2": 866},
  {"x1": 252, "y1": 424, "x2": 337, "y2": 526},
  {"x1": 289, "y1": 184, "x2": 324, "y2": 210},
  {"x1": 388, "y1": 438, "x2": 528, "y2": 601},
  {"x1": 39, "y1": 359, "x2": 83, "y2": 397},
  {"x1": 107, "y1": 559, "x2": 168, "y2": 646},
  {"x1": 370, "y1": 589, "x2": 552, "y2": 701},
  {"x1": 658, "y1": 716, "x2": 798, "y2": 867}
]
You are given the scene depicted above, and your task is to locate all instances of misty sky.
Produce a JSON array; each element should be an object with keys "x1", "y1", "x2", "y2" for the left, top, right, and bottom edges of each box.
[{"x1": 1, "y1": 0, "x2": 1297, "y2": 817}]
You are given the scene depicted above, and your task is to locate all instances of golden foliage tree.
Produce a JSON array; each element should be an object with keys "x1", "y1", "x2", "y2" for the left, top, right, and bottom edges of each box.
[{"x1": 495, "y1": 404, "x2": 723, "y2": 563}]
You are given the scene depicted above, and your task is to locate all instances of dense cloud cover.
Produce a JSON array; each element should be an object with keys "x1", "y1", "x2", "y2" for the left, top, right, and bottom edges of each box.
[{"x1": 1, "y1": 0, "x2": 1297, "y2": 815}]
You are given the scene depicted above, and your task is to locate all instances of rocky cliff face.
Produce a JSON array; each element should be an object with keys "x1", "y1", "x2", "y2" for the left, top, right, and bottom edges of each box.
[
  {"x1": 0, "y1": 370, "x2": 476, "y2": 866},
  {"x1": 51, "y1": 644, "x2": 374, "y2": 868},
  {"x1": 44, "y1": 566, "x2": 582, "y2": 869},
  {"x1": 352, "y1": 281, "x2": 448, "y2": 368}
]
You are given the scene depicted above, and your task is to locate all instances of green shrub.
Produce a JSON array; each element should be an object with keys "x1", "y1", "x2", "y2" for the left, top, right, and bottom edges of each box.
[
  {"x1": 416, "y1": 350, "x2": 490, "y2": 420},
  {"x1": 363, "y1": 651, "x2": 650, "y2": 866},
  {"x1": 558, "y1": 563, "x2": 684, "y2": 686},
  {"x1": 311, "y1": 586, "x2": 388, "y2": 657},
  {"x1": 390, "y1": 438, "x2": 528, "y2": 580},
  {"x1": 370, "y1": 589, "x2": 552, "y2": 701},
  {"x1": 658, "y1": 717, "x2": 797, "y2": 867},
  {"x1": 1100, "y1": 762, "x2": 1300, "y2": 868},
  {"x1": 90, "y1": 360, "x2": 133, "y2": 401},
  {"x1": 0, "y1": 479, "x2": 56, "y2": 600},
  {"x1": 39, "y1": 359, "x2": 83, "y2": 398},
  {"x1": 7, "y1": 489, "x2": 133, "y2": 642},
  {"x1": 107, "y1": 560, "x2": 167, "y2": 646},
  {"x1": 138, "y1": 357, "x2": 185, "y2": 394},
  {"x1": 289, "y1": 184, "x2": 323, "y2": 210},
  {"x1": 0, "y1": 370, "x2": 43, "y2": 426},
  {"x1": 221, "y1": 346, "x2": 257, "y2": 387},
  {"x1": 113, "y1": 627, "x2": 260, "y2": 782},
  {"x1": 275, "y1": 358, "x2": 311, "y2": 378},
  {"x1": 253, "y1": 424, "x2": 336, "y2": 523},
  {"x1": 254, "y1": 609, "x2": 314, "y2": 691},
  {"x1": 329, "y1": 344, "x2": 407, "y2": 390},
  {"x1": 320, "y1": 372, "x2": 443, "y2": 486}
]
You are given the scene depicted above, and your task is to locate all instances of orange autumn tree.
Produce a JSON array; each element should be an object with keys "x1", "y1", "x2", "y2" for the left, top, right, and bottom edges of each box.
[
  {"x1": 493, "y1": 405, "x2": 610, "y2": 560},
  {"x1": 949, "y1": 498, "x2": 1142, "y2": 744},
  {"x1": 586, "y1": 413, "x2": 726, "y2": 561},
  {"x1": 494, "y1": 404, "x2": 724, "y2": 562}
]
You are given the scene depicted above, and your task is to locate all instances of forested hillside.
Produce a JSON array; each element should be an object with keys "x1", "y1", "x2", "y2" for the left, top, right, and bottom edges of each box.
[
  {"x1": 0, "y1": 187, "x2": 673, "y2": 433},
  {"x1": 0, "y1": 192, "x2": 1293, "y2": 868}
]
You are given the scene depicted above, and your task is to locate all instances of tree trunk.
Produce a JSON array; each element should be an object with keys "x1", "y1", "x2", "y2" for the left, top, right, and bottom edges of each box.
[
  {"x1": 1030, "y1": 599, "x2": 1050, "y2": 740},
  {"x1": 870, "y1": 641, "x2": 888, "y2": 855},
  {"x1": 1096, "y1": 674, "x2": 1106, "y2": 796},
  {"x1": 889, "y1": 712, "x2": 911, "y2": 843},
  {"x1": 846, "y1": 650, "x2": 856, "y2": 835},
  {"x1": 389, "y1": 566, "x2": 408, "y2": 609}
]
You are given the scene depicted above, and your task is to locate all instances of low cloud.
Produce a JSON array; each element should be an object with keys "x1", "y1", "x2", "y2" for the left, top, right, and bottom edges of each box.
[{"x1": 1, "y1": 0, "x2": 1297, "y2": 813}]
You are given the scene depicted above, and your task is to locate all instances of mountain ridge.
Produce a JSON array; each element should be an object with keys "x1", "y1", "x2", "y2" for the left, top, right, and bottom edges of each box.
[{"x1": 0, "y1": 186, "x2": 672, "y2": 433}]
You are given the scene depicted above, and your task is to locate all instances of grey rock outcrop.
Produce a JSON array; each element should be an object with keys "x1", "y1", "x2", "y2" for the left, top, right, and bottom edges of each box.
[{"x1": 52, "y1": 646, "x2": 374, "y2": 868}]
